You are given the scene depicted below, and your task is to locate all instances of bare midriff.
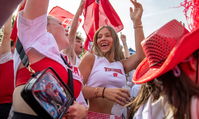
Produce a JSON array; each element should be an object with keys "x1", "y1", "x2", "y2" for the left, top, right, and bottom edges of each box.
[{"x1": 88, "y1": 97, "x2": 114, "y2": 114}]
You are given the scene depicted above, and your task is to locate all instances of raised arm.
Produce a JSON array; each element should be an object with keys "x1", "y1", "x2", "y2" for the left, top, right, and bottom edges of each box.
[
  {"x1": 64, "y1": 0, "x2": 85, "y2": 64},
  {"x1": 65, "y1": 0, "x2": 85, "y2": 64},
  {"x1": 122, "y1": 0, "x2": 145, "y2": 73},
  {"x1": 0, "y1": 16, "x2": 12, "y2": 55},
  {"x1": 120, "y1": 33, "x2": 130, "y2": 58},
  {"x1": 68, "y1": 0, "x2": 85, "y2": 46},
  {"x1": 23, "y1": 0, "x2": 49, "y2": 19}
]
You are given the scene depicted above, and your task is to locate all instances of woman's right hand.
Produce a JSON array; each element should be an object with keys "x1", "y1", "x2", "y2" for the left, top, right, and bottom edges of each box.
[
  {"x1": 104, "y1": 88, "x2": 131, "y2": 106},
  {"x1": 62, "y1": 101, "x2": 88, "y2": 119}
]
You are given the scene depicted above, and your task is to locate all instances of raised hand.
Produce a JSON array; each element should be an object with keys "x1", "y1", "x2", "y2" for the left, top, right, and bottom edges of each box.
[
  {"x1": 130, "y1": 0, "x2": 143, "y2": 26},
  {"x1": 120, "y1": 33, "x2": 127, "y2": 45}
]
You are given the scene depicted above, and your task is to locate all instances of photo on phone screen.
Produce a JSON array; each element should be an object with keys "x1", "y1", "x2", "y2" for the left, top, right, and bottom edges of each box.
[{"x1": 32, "y1": 72, "x2": 71, "y2": 118}]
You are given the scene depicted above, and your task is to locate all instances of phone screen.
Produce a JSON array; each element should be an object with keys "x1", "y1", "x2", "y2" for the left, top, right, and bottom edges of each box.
[{"x1": 32, "y1": 72, "x2": 72, "y2": 118}]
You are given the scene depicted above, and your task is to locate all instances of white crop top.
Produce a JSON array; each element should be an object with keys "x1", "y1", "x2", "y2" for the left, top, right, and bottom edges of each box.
[{"x1": 86, "y1": 55, "x2": 126, "y2": 88}]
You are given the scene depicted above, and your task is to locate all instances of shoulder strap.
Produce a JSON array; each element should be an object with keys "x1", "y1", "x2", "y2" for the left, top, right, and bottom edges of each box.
[
  {"x1": 16, "y1": 39, "x2": 29, "y2": 67},
  {"x1": 61, "y1": 55, "x2": 74, "y2": 98},
  {"x1": 16, "y1": 39, "x2": 36, "y2": 75}
]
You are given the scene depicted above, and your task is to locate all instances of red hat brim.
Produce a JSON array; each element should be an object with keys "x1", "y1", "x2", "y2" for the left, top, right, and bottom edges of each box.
[{"x1": 133, "y1": 28, "x2": 199, "y2": 84}]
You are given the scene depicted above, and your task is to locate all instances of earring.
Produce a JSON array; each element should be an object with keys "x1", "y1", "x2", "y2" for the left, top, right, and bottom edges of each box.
[{"x1": 172, "y1": 66, "x2": 181, "y2": 77}]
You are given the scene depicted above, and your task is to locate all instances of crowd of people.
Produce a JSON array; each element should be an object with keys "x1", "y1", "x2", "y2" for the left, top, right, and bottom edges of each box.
[{"x1": 0, "y1": 0, "x2": 198, "y2": 119}]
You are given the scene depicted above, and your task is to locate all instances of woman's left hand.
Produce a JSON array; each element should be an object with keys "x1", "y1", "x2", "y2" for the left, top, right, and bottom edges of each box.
[{"x1": 130, "y1": 0, "x2": 143, "y2": 25}]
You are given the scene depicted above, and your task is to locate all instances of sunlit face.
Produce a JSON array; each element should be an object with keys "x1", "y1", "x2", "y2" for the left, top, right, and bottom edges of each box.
[
  {"x1": 75, "y1": 38, "x2": 83, "y2": 56},
  {"x1": 96, "y1": 28, "x2": 113, "y2": 54},
  {"x1": 47, "y1": 17, "x2": 69, "y2": 50}
]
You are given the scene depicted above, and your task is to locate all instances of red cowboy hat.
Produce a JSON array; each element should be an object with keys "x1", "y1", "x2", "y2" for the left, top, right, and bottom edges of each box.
[{"x1": 133, "y1": 19, "x2": 199, "y2": 84}]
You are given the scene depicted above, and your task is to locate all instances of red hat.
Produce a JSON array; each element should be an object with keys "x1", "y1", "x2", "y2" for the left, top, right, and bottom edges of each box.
[{"x1": 133, "y1": 19, "x2": 199, "y2": 84}]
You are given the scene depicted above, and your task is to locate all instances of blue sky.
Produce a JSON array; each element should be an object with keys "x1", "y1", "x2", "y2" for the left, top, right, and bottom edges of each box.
[{"x1": 48, "y1": 0, "x2": 187, "y2": 50}]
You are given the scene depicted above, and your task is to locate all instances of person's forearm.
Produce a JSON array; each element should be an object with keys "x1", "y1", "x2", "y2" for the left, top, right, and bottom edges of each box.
[
  {"x1": 122, "y1": 42, "x2": 130, "y2": 58},
  {"x1": 134, "y1": 23, "x2": 145, "y2": 60},
  {"x1": 122, "y1": 24, "x2": 145, "y2": 73},
  {"x1": 0, "y1": 16, "x2": 12, "y2": 55},
  {"x1": 0, "y1": 35, "x2": 11, "y2": 55},
  {"x1": 68, "y1": 0, "x2": 84, "y2": 46},
  {"x1": 23, "y1": 0, "x2": 49, "y2": 19},
  {"x1": 82, "y1": 86, "x2": 104, "y2": 99}
]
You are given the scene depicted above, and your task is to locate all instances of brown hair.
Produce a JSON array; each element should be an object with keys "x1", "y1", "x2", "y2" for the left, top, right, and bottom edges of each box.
[
  {"x1": 92, "y1": 26, "x2": 124, "y2": 61},
  {"x1": 128, "y1": 68, "x2": 199, "y2": 119}
]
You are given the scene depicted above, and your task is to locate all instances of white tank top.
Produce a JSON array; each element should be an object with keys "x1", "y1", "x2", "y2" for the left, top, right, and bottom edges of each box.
[{"x1": 86, "y1": 55, "x2": 126, "y2": 88}]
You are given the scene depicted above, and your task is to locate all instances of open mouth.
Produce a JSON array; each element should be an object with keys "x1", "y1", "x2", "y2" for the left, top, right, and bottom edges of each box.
[{"x1": 100, "y1": 42, "x2": 110, "y2": 49}]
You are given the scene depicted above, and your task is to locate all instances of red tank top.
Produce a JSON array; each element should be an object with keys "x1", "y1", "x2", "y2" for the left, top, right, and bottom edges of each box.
[{"x1": 16, "y1": 58, "x2": 81, "y2": 98}]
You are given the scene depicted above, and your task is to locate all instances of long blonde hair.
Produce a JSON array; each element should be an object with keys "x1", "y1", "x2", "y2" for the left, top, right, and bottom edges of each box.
[{"x1": 92, "y1": 26, "x2": 124, "y2": 61}]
